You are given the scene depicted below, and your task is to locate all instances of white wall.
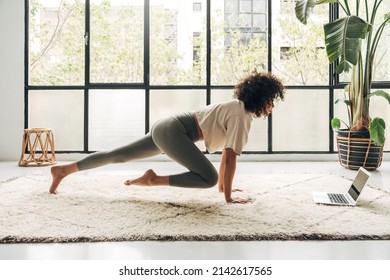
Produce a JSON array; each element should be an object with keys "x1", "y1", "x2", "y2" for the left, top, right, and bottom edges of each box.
[{"x1": 0, "y1": 0, "x2": 24, "y2": 161}]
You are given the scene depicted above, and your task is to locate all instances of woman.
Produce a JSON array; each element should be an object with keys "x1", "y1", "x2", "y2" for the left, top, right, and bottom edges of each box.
[{"x1": 49, "y1": 71, "x2": 285, "y2": 203}]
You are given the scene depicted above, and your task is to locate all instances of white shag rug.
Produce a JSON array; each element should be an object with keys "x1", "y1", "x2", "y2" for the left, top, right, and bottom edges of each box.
[{"x1": 1, "y1": 173, "x2": 390, "y2": 243}]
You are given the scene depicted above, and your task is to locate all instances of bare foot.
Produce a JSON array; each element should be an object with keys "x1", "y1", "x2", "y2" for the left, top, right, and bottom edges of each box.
[
  {"x1": 49, "y1": 166, "x2": 65, "y2": 194},
  {"x1": 49, "y1": 163, "x2": 79, "y2": 194},
  {"x1": 124, "y1": 169, "x2": 168, "y2": 186}
]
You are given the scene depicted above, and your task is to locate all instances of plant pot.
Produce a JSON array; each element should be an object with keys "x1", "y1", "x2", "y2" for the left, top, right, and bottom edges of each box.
[
  {"x1": 336, "y1": 130, "x2": 384, "y2": 170},
  {"x1": 336, "y1": 128, "x2": 370, "y2": 138}
]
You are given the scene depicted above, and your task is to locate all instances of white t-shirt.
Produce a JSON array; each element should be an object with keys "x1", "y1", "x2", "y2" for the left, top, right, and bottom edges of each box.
[{"x1": 194, "y1": 100, "x2": 253, "y2": 155}]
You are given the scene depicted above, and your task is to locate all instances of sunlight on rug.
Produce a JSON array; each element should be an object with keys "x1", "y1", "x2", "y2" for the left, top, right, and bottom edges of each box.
[{"x1": 1, "y1": 173, "x2": 390, "y2": 243}]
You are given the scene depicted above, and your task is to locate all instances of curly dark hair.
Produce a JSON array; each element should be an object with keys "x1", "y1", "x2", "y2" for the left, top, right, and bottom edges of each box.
[{"x1": 233, "y1": 71, "x2": 285, "y2": 117}]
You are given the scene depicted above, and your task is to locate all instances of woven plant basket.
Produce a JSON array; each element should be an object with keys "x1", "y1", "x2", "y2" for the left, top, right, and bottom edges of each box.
[{"x1": 336, "y1": 135, "x2": 384, "y2": 170}]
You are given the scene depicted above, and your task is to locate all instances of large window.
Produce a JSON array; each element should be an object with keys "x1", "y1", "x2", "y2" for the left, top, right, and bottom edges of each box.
[
  {"x1": 28, "y1": 0, "x2": 85, "y2": 85},
  {"x1": 149, "y1": 0, "x2": 207, "y2": 85},
  {"x1": 26, "y1": 0, "x2": 390, "y2": 154},
  {"x1": 272, "y1": 1, "x2": 328, "y2": 85},
  {"x1": 90, "y1": 0, "x2": 144, "y2": 83}
]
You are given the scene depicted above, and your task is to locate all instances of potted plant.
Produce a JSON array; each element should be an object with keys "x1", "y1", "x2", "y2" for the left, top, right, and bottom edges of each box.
[{"x1": 295, "y1": 0, "x2": 390, "y2": 170}]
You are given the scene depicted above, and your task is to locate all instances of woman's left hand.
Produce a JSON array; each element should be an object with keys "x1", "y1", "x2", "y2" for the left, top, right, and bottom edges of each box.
[{"x1": 228, "y1": 197, "x2": 254, "y2": 204}]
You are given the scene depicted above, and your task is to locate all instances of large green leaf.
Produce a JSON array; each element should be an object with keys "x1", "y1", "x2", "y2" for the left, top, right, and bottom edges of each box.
[
  {"x1": 295, "y1": 0, "x2": 338, "y2": 24},
  {"x1": 369, "y1": 118, "x2": 386, "y2": 146},
  {"x1": 295, "y1": 0, "x2": 317, "y2": 24},
  {"x1": 331, "y1": 118, "x2": 341, "y2": 130},
  {"x1": 367, "y1": 90, "x2": 390, "y2": 104},
  {"x1": 324, "y1": 16, "x2": 371, "y2": 73}
]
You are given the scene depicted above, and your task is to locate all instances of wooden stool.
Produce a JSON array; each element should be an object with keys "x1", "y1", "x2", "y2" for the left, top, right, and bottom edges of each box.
[{"x1": 19, "y1": 128, "x2": 57, "y2": 167}]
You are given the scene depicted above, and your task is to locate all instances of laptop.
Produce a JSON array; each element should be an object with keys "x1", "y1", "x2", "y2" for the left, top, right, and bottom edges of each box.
[{"x1": 312, "y1": 167, "x2": 371, "y2": 206}]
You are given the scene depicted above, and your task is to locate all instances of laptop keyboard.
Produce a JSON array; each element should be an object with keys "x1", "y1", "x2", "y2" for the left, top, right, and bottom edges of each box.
[{"x1": 327, "y1": 193, "x2": 349, "y2": 205}]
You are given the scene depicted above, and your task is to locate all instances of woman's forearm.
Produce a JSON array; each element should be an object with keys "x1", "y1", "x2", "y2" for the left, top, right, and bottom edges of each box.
[
  {"x1": 223, "y1": 149, "x2": 237, "y2": 202},
  {"x1": 223, "y1": 162, "x2": 236, "y2": 202},
  {"x1": 218, "y1": 150, "x2": 227, "y2": 192}
]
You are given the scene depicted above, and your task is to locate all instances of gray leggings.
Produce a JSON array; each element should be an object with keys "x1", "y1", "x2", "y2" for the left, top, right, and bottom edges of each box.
[{"x1": 76, "y1": 113, "x2": 218, "y2": 188}]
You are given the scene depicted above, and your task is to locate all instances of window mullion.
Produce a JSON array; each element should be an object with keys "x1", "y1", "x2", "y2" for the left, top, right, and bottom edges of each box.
[
  {"x1": 206, "y1": 0, "x2": 211, "y2": 105},
  {"x1": 268, "y1": 0, "x2": 273, "y2": 153},
  {"x1": 84, "y1": 0, "x2": 91, "y2": 152},
  {"x1": 145, "y1": 0, "x2": 150, "y2": 134}
]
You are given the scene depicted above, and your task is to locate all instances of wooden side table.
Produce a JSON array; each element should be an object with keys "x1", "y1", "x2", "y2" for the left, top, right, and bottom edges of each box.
[{"x1": 18, "y1": 128, "x2": 57, "y2": 167}]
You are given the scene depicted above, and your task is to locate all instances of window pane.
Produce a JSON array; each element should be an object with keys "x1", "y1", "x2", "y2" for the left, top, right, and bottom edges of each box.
[
  {"x1": 333, "y1": 88, "x2": 351, "y2": 151},
  {"x1": 239, "y1": 0, "x2": 251, "y2": 13},
  {"x1": 333, "y1": 88, "x2": 350, "y2": 130},
  {"x1": 372, "y1": 0, "x2": 390, "y2": 81},
  {"x1": 272, "y1": 1, "x2": 328, "y2": 85},
  {"x1": 334, "y1": 89, "x2": 390, "y2": 152},
  {"x1": 339, "y1": 0, "x2": 390, "y2": 82},
  {"x1": 253, "y1": 14, "x2": 266, "y2": 27},
  {"x1": 272, "y1": 89, "x2": 329, "y2": 151},
  {"x1": 225, "y1": 0, "x2": 238, "y2": 13},
  {"x1": 29, "y1": 0, "x2": 85, "y2": 85},
  {"x1": 253, "y1": 0, "x2": 266, "y2": 13},
  {"x1": 150, "y1": 0, "x2": 206, "y2": 85},
  {"x1": 369, "y1": 89, "x2": 390, "y2": 151},
  {"x1": 89, "y1": 90, "x2": 145, "y2": 151},
  {"x1": 90, "y1": 0, "x2": 144, "y2": 83},
  {"x1": 150, "y1": 90, "x2": 206, "y2": 150},
  {"x1": 211, "y1": 0, "x2": 268, "y2": 85},
  {"x1": 28, "y1": 90, "x2": 84, "y2": 151},
  {"x1": 211, "y1": 90, "x2": 268, "y2": 152},
  {"x1": 193, "y1": 2, "x2": 202, "y2": 12},
  {"x1": 150, "y1": 89, "x2": 206, "y2": 123}
]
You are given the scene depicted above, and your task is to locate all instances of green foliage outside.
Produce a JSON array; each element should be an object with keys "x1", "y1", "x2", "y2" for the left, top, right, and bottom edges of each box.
[{"x1": 28, "y1": 0, "x2": 333, "y2": 86}]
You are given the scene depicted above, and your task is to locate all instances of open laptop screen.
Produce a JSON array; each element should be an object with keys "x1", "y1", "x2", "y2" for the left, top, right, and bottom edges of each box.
[{"x1": 348, "y1": 168, "x2": 370, "y2": 201}]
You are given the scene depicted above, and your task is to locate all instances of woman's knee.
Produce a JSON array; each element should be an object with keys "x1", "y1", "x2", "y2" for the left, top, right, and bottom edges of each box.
[
  {"x1": 202, "y1": 168, "x2": 219, "y2": 188},
  {"x1": 151, "y1": 118, "x2": 172, "y2": 146}
]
